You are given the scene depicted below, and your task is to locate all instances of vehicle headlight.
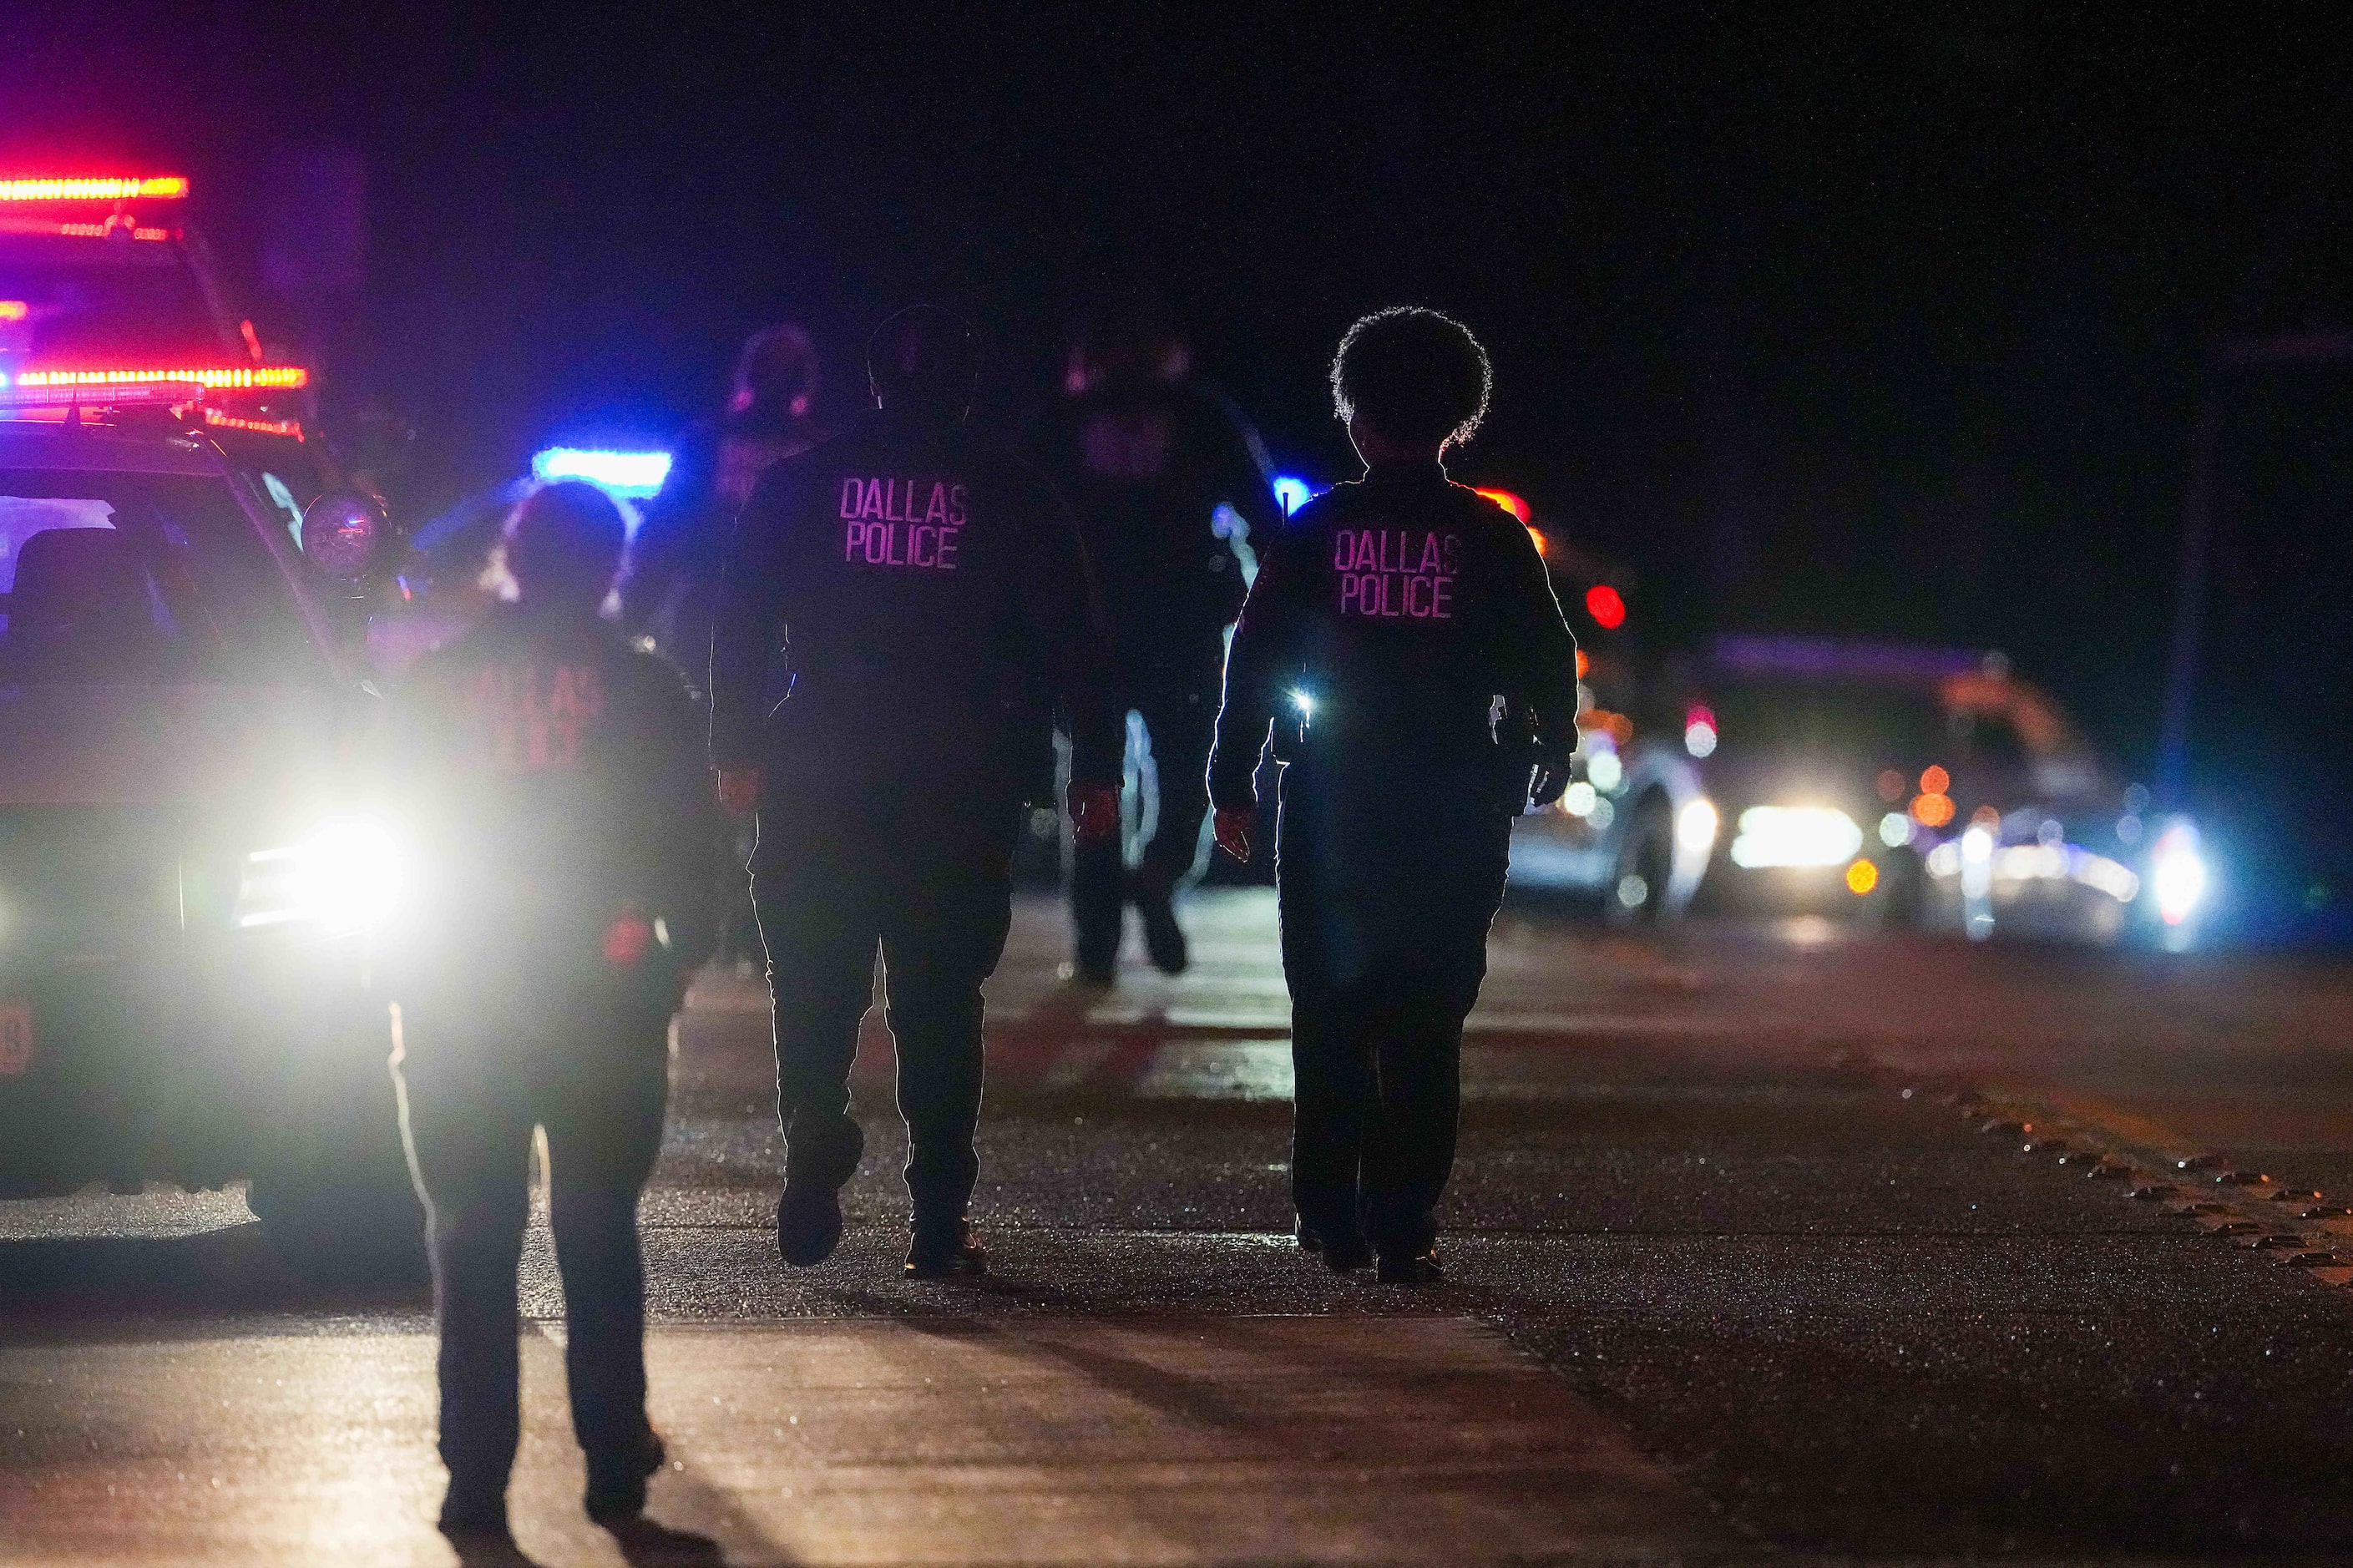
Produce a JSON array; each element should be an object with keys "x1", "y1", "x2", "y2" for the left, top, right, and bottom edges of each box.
[
  {"x1": 1728, "y1": 805, "x2": 1863, "y2": 869},
  {"x1": 236, "y1": 821, "x2": 405, "y2": 936},
  {"x1": 1676, "y1": 797, "x2": 1718, "y2": 855},
  {"x1": 2149, "y1": 820, "x2": 2207, "y2": 928}
]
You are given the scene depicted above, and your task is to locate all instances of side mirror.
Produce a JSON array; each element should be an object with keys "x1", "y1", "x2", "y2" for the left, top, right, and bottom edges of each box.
[{"x1": 300, "y1": 491, "x2": 387, "y2": 581}]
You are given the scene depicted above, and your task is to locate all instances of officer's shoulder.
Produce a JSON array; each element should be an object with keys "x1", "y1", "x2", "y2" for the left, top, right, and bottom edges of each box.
[
  {"x1": 1287, "y1": 479, "x2": 1363, "y2": 526},
  {"x1": 1444, "y1": 479, "x2": 1532, "y2": 531}
]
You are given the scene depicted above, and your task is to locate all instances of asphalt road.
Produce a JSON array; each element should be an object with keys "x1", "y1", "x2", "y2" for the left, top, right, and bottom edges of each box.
[{"x1": 5, "y1": 889, "x2": 2353, "y2": 1565}]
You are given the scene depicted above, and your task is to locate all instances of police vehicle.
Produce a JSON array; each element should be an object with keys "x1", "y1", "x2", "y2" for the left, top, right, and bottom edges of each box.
[
  {"x1": 1500, "y1": 492, "x2": 1718, "y2": 923},
  {"x1": 0, "y1": 371, "x2": 423, "y2": 1277},
  {"x1": 1681, "y1": 635, "x2": 2201, "y2": 944}
]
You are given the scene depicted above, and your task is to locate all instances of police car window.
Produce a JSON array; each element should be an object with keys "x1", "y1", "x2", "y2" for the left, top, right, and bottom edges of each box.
[
  {"x1": 0, "y1": 232, "x2": 230, "y2": 361},
  {"x1": 1950, "y1": 708, "x2": 2027, "y2": 766},
  {"x1": 0, "y1": 473, "x2": 317, "y2": 684},
  {"x1": 1708, "y1": 680, "x2": 1943, "y2": 761}
]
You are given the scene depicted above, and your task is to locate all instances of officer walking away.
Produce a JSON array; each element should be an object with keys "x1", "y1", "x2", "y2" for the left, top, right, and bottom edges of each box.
[
  {"x1": 1024, "y1": 294, "x2": 1282, "y2": 984},
  {"x1": 390, "y1": 482, "x2": 719, "y2": 1537},
  {"x1": 1207, "y1": 309, "x2": 1577, "y2": 1283},
  {"x1": 626, "y1": 321, "x2": 831, "y2": 665},
  {"x1": 710, "y1": 306, "x2": 1122, "y2": 1279}
]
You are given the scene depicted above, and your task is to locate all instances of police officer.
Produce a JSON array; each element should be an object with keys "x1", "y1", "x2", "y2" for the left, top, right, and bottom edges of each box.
[
  {"x1": 1207, "y1": 309, "x2": 1577, "y2": 1283},
  {"x1": 390, "y1": 481, "x2": 719, "y2": 1535},
  {"x1": 626, "y1": 321, "x2": 831, "y2": 665},
  {"x1": 710, "y1": 305, "x2": 1121, "y2": 1278},
  {"x1": 1024, "y1": 294, "x2": 1283, "y2": 983}
]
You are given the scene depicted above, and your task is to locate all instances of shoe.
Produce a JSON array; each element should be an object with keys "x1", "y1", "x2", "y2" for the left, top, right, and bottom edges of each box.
[
  {"x1": 905, "y1": 1218, "x2": 990, "y2": 1279},
  {"x1": 585, "y1": 1427, "x2": 667, "y2": 1524},
  {"x1": 1375, "y1": 1247, "x2": 1445, "y2": 1285},
  {"x1": 1062, "y1": 959, "x2": 1116, "y2": 988},
  {"x1": 1297, "y1": 1222, "x2": 1373, "y2": 1272},
  {"x1": 1139, "y1": 891, "x2": 1189, "y2": 976},
  {"x1": 777, "y1": 1181, "x2": 845, "y2": 1268}
]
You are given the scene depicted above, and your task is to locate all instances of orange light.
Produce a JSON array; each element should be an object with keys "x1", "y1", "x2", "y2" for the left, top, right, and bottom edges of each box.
[
  {"x1": 1910, "y1": 792, "x2": 1955, "y2": 828},
  {"x1": 0, "y1": 175, "x2": 188, "y2": 202},
  {"x1": 1574, "y1": 648, "x2": 1590, "y2": 679},
  {"x1": 1919, "y1": 765, "x2": 1950, "y2": 795},
  {"x1": 1584, "y1": 584, "x2": 1626, "y2": 629},
  {"x1": 1576, "y1": 707, "x2": 1634, "y2": 746},
  {"x1": 1526, "y1": 525, "x2": 1547, "y2": 555},
  {"x1": 201, "y1": 407, "x2": 305, "y2": 440},
  {"x1": 0, "y1": 301, "x2": 23, "y2": 322},
  {"x1": 0, "y1": 215, "x2": 175, "y2": 241},
  {"x1": 1845, "y1": 859, "x2": 1880, "y2": 895},
  {"x1": 1971, "y1": 803, "x2": 2002, "y2": 828},
  {"x1": 1474, "y1": 487, "x2": 1531, "y2": 524},
  {"x1": 12, "y1": 366, "x2": 308, "y2": 391}
]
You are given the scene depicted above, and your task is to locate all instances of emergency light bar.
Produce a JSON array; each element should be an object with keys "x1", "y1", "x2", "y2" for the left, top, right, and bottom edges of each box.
[
  {"x1": 0, "y1": 175, "x2": 189, "y2": 202},
  {"x1": 531, "y1": 447, "x2": 673, "y2": 499},
  {"x1": 0, "y1": 378, "x2": 205, "y2": 411},
  {"x1": 1272, "y1": 474, "x2": 1313, "y2": 515},
  {"x1": 7, "y1": 365, "x2": 308, "y2": 391}
]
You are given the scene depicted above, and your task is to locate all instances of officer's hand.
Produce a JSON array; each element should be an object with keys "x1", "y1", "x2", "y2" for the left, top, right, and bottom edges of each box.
[
  {"x1": 1528, "y1": 758, "x2": 1574, "y2": 810},
  {"x1": 716, "y1": 766, "x2": 762, "y2": 818},
  {"x1": 1068, "y1": 781, "x2": 1121, "y2": 847},
  {"x1": 1213, "y1": 806, "x2": 1256, "y2": 862}
]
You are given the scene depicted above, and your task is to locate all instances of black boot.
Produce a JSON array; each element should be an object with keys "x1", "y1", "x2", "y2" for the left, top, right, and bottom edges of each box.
[
  {"x1": 777, "y1": 1116, "x2": 864, "y2": 1268},
  {"x1": 1375, "y1": 1247, "x2": 1445, "y2": 1285},
  {"x1": 1296, "y1": 1217, "x2": 1373, "y2": 1272},
  {"x1": 584, "y1": 1426, "x2": 667, "y2": 1524},
  {"x1": 904, "y1": 1217, "x2": 989, "y2": 1279}
]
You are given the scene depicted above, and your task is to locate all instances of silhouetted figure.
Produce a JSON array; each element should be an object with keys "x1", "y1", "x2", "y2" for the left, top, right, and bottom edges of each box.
[
  {"x1": 391, "y1": 482, "x2": 719, "y2": 1537},
  {"x1": 627, "y1": 322, "x2": 830, "y2": 667},
  {"x1": 1208, "y1": 310, "x2": 1578, "y2": 1282},
  {"x1": 709, "y1": 306, "x2": 1121, "y2": 1279},
  {"x1": 1024, "y1": 295, "x2": 1281, "y2": 983}
]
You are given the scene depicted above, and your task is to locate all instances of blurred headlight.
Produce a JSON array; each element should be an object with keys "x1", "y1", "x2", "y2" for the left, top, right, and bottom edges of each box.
[
  {"x1": 1728, "y1": 805, "x2": 1862, "y2": 869},
  {"x1": 2149, "y1": 820, "x2": 2207, "y2": 928},
  {"x1": 1676, "y1": 797, "x2": 1718, "y2": 855},
  {"x1": 237, "y1": 821, "x2": 404, "y2": 936}
]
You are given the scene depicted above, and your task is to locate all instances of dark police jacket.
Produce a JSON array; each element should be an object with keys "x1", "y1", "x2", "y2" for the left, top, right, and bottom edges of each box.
[
  {"x1": 1022, "y1": 381, "x2": 1281, "y2": 687},
  {"x1": 1207, "y1": 461, "x2": 1580, "y2": 813},
  {"x1": 708, "y1": 411, "x2": 1122, "y2": 808},
  {"x1": 391, "y1": 603, "x2": 720, "y2": 1002}
]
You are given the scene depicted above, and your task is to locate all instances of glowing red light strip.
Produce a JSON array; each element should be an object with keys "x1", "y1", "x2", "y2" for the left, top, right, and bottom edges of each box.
[
  {"x1": 0, "y1": 215, "x2": 177, "y2": 241},
  {"x1": 202, "y1": 407, "x2": 305, "y2": 440},
  {"x1": 0, "y1": 175, "x2": 189, "y2": 202},
  {"x1": 13, "y1": 366, "x2": 308, "y2": 390},
  {"x1": 1473, "y1": 487, "x2": 1531, "y2": 524}
]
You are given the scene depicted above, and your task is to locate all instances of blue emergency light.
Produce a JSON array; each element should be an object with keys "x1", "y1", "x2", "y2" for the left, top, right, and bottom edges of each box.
[
  {"x1": 530, "y1": 447, "x2": 674, "y2": 500},
  {"x1": 1273, "y1": 475, "x2": 1313, "y2": 516}
]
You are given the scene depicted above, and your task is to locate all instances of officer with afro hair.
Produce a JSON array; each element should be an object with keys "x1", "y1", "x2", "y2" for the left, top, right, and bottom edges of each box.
[{"x1": 1207, "y1": 308, "x2": 1579, "y2": 1282}]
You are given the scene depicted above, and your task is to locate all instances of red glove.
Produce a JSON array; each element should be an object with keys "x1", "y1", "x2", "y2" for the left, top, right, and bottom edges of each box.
[
  {"x1": 1068, "y1": 781, "x2": 1121, "y2": 847},
  {"x1": 1213, "y1": 806, "x2": 1256, "y2": 862}
]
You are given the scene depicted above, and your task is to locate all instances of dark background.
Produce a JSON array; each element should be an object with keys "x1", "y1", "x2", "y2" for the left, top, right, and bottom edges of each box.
[{"x1": 5, "y1": 3, "x2": 2348, "y2": 770}]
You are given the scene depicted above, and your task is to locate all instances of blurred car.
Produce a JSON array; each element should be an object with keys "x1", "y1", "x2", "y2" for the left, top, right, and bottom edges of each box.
[
  {"x1": 0, "y1": 380, "x2": 422, "y2": 1278},
  {"x1": 1683, "y1": 635, "x2": 2198, "y2": 944},
  {"x1": 1503, "y1": 493, "x2": 1716, "y2": 922}
]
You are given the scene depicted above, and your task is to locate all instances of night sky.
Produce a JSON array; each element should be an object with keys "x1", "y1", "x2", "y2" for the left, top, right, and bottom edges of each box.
[{"x1": 6, "y1": 3, "x2": 2347, "y2": 763}]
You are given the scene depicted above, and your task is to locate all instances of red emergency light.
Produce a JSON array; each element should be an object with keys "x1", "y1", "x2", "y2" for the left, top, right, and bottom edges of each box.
[
  {"x1": 9, "y1": 365, "x2": 308, "y2": 392},
  {"x1": 0, "y1": 175, "x2": 189, "y2": 202},
  {"x1": 1585, "y1": 583, "x2": 1627, "y2": 630},
  {"x1": 1473, "y1": 487, "x2": 1531, "y2": 524}
]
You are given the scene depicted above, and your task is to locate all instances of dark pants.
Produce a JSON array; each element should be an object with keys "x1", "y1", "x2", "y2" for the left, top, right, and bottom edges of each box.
[
  {"x1": 750, "y1": 795, "x2": 1017, "y2": 1232},
  {"x1": 1274, "y1": 747, "x2": 1512, "y2": 1255},
  {"x1": 1072, "y1": 683, "x2": 1216, "y2": 969},
  {"x1": 395, "y1": 994, "x2": 670, "y2": 1499}
]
